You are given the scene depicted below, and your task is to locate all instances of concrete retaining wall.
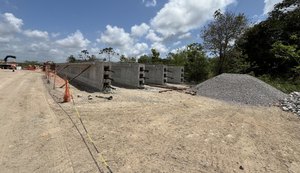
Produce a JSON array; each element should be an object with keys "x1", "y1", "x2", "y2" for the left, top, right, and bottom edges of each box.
[
  {"x1": 56, "y1": 62, "x2": 112, "y2": 91},
  {"x1": 167, "y1": 66, "x2": 184, "y2": 84},
  {"x1": 145, "y1": 64, "x2": 167, "y2": 85},
  {"x1": 111, "y1": 63, "x2": 145, "y2": 88}
]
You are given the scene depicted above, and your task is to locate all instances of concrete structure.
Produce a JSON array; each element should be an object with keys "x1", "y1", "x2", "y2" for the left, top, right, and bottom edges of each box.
[
  {"x1": 111, "y1": 63, "x2": 145, "y2": 88},
  {"x1": 145, "y1": 64, "x2": 167, "y2": 85},
  {"x1": 167, "y1": 66, "x2": 184, "y2": 84},
  {"x1": 56, "y1": 62, "x2": 112, "y2": 91}
]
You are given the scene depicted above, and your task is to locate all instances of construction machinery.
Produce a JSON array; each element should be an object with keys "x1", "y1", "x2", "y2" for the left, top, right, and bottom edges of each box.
[{"x1": 0, "y1": 55, "x2": 17, "y2": 70}]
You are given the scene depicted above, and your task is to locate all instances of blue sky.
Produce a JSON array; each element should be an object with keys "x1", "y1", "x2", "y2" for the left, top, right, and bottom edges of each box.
[{"x1": 0, "y1": 0, "x2": 283, "y2": 62}]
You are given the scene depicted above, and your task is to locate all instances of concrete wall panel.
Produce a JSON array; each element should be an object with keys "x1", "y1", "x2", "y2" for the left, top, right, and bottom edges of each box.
[
  {"x1": 167, "y1": 66, "x2": 184, "y2": 84},
  {"x1": 145, "y1": 64, "x2": 167, "y2": 85},
  {"x1": 56, "y1": 62, "x2": 111, "y2": 91},
  {"x1": 111, "y1": 63, "x2": 145, "y2": 88}
]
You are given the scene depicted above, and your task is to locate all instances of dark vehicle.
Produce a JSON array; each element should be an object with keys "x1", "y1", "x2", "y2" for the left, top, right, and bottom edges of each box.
[{"x1": 0, "y1": 55, "x2": 17, "y2": 70}]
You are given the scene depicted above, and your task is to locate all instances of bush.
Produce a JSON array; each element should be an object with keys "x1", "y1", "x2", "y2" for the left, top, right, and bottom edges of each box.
[{"x1": 258, "y1": 74, "x2": 300, "y2": 93}]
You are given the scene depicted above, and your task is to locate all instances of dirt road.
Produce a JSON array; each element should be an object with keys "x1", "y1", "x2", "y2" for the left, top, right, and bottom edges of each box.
[
  {"x1": 0, "y1": 70, "x2": 75, "y2": 172},
  {"x1": 0, "y1": 70, "x2": 77, "y2": 173},
  {"x1": 1, "y1": 69, "x2": 300, "y2": 173}
]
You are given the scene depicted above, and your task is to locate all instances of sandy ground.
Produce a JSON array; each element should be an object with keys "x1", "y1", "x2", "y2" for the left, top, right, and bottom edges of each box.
[
  {"x1": 1, "y1": 70, "x2": 300, "y2": 173},
  {"x1": 0, "y1": 70, "x2": 74, "y2": 172}
]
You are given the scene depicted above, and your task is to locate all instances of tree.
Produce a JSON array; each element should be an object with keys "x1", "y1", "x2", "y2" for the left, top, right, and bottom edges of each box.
[
  {"x1": 184, "y1": 43, "x2": 210, "y2": 82},
  {"x1": 67, "y1": 55, "x2": 76, "y2": 63},
  {"x1": 88, "y1": 54, "x2": 97, "y2": 61},
  {"x1": 239, "y1": 0, "x2": 299, "y2": 77},
  {"x1": 120, "y1": 55, "x2": 127, "y2": 62},
  {"x1": 137, "y1": 49, "x2": 162, "y2": 64},
  {"x1": 202, "y1": 10, "x2": 248, "y2": 74},
  {"x1": 81, "y1": 49, "x2": 90, "y2": 60},
  {"x1": 138, "y1": 54, "x2": 151, "y2": 64},
  {"x1": 167, "y1": 43, "x2": 210, "y2": 82},
  {"x1": 119, "y1": 55, "x2": 136, "y2": 63},
  {"x1": 150, "y1": 48, "x2": 160, "y2": 64},
  {"x1": 271, "y1": 37, "x2": 300, "y2": 77},
  {"x1": 222, "y1": 46, "x2": 250, "y2": 74},
  {"x1": 166, "y1": 51, "x2": 186, "y2": 66},
  {"x1": 129, "y1": 57, "x2": 137, "y2": 63},
  {"x1": 99, "y1": 47, "x2": 119, "y2": 62}
]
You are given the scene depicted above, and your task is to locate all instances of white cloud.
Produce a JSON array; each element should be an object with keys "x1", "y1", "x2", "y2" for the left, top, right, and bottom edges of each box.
[
  {"x1": 51, "y1": 32, "x2": 60, "y2": 38},
  {"x1": 99, "y1": 25, "x2": 134, "y2": 47},
  {"x1": 0, "y1": 13, "x2": 23, "y2": 43},
  {"x1": 151, "y1": 42, "x2": 168, "y2": 53},
  {"x1": 133, "y1": 42, "x2": 148, "y2": 55},
  {"x1": 170, "y1": 45, "x2": 187, "y2": 53},
  {"x1": 0, "y1": 12, "x2": 94, "y2": 62},
  {"x1": 98, "y1": 25, "x2": 149, "y2": 57},
  {"x1": 178, "y1": 32, "x2": 192, "y2": 39},
  {"x1": 0, "y1": 35, "x2": 13, "y2": 43},
  {"x1": 90, "y1": 47, "x2": 99, "y2": 55},
  {"x1": 143, "y1": 0, "x2": 157, "y2": 7},
  {"x1": 56, "y1": 30, "x2": 90, "y2": 48},
  {"x1": 0, "y1": 13, "x2": 23, "y2": 34},
  {"x1": 263, "y1": 0, "x2": 283, "y2": 15},
  {"x1": 23, "y1": 29, "x2": 48, "y2": 39},
  {"x1": 131, "y1": 23, "x2": 150, "y2": 37},
  {"x1": 173, "y1": 41, "x2": 181, "y2": 46},
  {"x1": 146, "y1": 29, "x2": 163, "y2": 42},
  {"x1": 28, "y1": 42, "x2": 49, "y2": 52},
  {"x1": 150, "y1": 0, "x2": 235, "y2": 37}
]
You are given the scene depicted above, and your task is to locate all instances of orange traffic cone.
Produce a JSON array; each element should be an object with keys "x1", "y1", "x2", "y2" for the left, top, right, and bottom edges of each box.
[{"x1": 63, "y1": 80, "x2": 71, "y2": 102}]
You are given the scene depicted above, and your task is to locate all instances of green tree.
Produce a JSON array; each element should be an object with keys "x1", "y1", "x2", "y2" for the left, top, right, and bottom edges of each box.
[
  {"x1": 88, "y1": 54, "x2": 97, "y2": 61},
  {"x1": 223, "y1": 46, "x2": 250, "y2": 74},
  {"x1": 202, "y1": 10, "x2": 248, "y2": 74},
  {"x1": 138, "y1": 54, "x2": 152, "y2": 64},
  {"x1": 81, "y1": 49, "x2": 90, "y2": 60},
  {"x1": 239, "y1": 0, "x2": 299, "y2": 76},
  {"x1": 120, "y1": 55, "x2": 137, "y2": 63},
  {"x1": 271, "y1": 37, "x2": 300, "y2": 76},
  {"x1": 99, "y1": 47, "x2": 119, "y2": 62},
  {"x1": 67, "y1": 55, "x2": 76, "y2": 63},
  {"x1": 166, "y1": 51, "x2": 186, "y2": 66},
  {"x1": 150, "y1": 48, "x2": 161, "y2": 64},
  {"x1": 120, "y1": 55, "x2": 127, "y2": 62},
  {"x1": 167, "y1": 43, "x2": 210, "y2": 82},
  {"x1": 184, "y1": 43, "x2": 210, "y2": 82},
  {"x1": 129, "y1": 57, "x2": 137, "y2": 63}
]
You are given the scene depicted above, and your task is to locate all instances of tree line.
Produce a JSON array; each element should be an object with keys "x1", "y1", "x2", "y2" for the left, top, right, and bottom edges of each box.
[{"x1": 67, "y1": 0, "x2": 299, "y2": 90}]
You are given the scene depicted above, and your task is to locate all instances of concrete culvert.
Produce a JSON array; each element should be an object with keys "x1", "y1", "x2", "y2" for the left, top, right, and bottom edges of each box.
[{"x1": 194, "y1": 73, "x2": 287, "y2": 106}]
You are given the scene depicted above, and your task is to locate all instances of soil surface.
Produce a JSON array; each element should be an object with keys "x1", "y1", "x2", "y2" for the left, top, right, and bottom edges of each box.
[{"x1": 1, "y1": 69, "x2": 300, "y2": 173}]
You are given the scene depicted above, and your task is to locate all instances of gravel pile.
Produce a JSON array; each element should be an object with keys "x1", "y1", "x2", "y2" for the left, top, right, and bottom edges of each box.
[
  {"x1": 195, "y1": 73, "x2": 287, "y2": 106},
  {"x1": 280, "y1": 92, "x2": 300, "y2": 116}
]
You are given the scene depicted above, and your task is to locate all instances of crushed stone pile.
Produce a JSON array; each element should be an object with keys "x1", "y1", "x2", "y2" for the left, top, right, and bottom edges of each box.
[
  {"x1": 280, "y1": 92, "x2": 300, "y2": 116},
  {"x1": 195, "y1": 73, "x2": 287, "y2": 106}
]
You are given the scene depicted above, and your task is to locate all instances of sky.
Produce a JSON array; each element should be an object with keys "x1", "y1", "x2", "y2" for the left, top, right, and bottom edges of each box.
[{"x1": 0, "y1": 0, "x2": 283, "y2": 62}]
